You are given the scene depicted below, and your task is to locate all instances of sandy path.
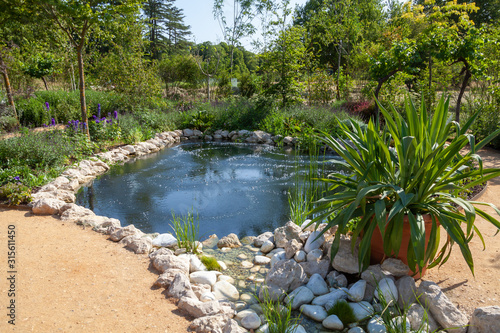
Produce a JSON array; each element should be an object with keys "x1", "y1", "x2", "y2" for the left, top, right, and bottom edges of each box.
[
  {"x1": 425, "y1": 147, "x2": 500, "y2": 317},
  {"x1": 0, "y1": 210, "x2": 190, "y2": 332}
]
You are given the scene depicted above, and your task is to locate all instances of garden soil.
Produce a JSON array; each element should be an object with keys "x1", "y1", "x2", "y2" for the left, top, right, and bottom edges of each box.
[{"x1": 1, "y1": 148, "x2": 500, "y2": 332}]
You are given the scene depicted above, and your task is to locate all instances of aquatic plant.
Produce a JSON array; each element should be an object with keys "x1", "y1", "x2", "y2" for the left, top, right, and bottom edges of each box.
[
  {"x1": 200, "y1": 255, "x2": 221, "y2": 271},
  {"x1": 169, "y1": 209, "x2": 200, "y2": 254},
  {"x1": 255, "y1": 286, "x2": 300, "y2": 333}
]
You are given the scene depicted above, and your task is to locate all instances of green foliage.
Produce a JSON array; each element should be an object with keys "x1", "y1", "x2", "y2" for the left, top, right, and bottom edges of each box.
[
  {"x1": 216, "y1": 72, "x2": 233, "y2": 99},
  {"x1": 21, "y1": 52, "x2": 61, "y2": 81},
  {"x1": 0, "y1": 182, "x2": 32, "y2": 205},
  {"x1": 200, "y1": 256, "x2": 221, "y2": 271},
  {"x1": 158, "y1": 54, "x2": 201, "y2": 94},
  {"x1": 238, "y1": 73, "x2": 261, "y2": 98},
  {"x1": 327, "y1": 299, "x2": 357, "y2": 325},
  {"x1": 169, "y1": 209, "x2": 200, "y2": 254},
  {"x1": 180, "y1": 110, "x2": 214, "y2": 132},
  {"x1": 314, "y1": 96, "x2": 500, "y2": 275},
  {"x1": 256, "y1": 287, "x2": 300, "y2": 333}
]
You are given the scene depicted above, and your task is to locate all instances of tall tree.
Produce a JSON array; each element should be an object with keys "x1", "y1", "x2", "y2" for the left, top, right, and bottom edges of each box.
[
  {"x1": 33, "y1": 0, "x2": 141, "y2": 137},
  {"x1": 213, "y1": 0, "x2": 268, "y2": 74},
  {"x1": 142, "y1": 0, "x2": 191, "y2": 59}
]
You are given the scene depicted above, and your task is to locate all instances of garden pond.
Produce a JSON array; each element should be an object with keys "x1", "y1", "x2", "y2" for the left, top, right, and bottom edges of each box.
[{"x1": 76, "y1": 142, "x2": 342, "y2": 240}]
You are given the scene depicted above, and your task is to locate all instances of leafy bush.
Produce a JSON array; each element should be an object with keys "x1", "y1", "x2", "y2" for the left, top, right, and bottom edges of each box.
[
  {"x1": 0, "y1": 116, "x2": 18, "y2": 132},
  {"x1": 180, "y1": 110, "x2": 214, "y2": 131},
  {"x1": 342, "y1": 100, "x2": 376, "y2": 121},
  {"x1": 238, "y1": 73, "x2": 261, "y2": 98},
  {"x1": 0, "y1": 182, "x2": 32, "y2": 205}
]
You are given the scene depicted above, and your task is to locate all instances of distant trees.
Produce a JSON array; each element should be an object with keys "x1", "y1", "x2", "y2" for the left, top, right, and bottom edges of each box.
[{"x1": 142, "y1": 0, "x2": 191, "y2": 59}]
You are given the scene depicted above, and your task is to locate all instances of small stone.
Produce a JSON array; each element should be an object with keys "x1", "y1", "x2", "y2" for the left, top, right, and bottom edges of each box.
[
  {"x1": 323, "y1": 315, "x2": 344, "y2": 330},
  {"x1": 167, "y1": 273, "x2": 197, "y2": 300},
  {"x1": 367, "y1": 315, "x2": 387, "y2": 333},
  {"x1": 306, "y1": 248, "x2": 323, "y2": 261},
  {"x1": 396, "y1": 275, "x2": 417, "y2": 309},
  {"x1": 312, "y1": 289, "x2": 347, "y2": 307},
  {"x1": 407, "y1": 303, "x2": 439, "y2": 332},
  {"x1": 241, "y1": 260, "x2": 254, "y2": 268},
  {"x1": 374, "y1": 278, "x2": 398, "y2": 304},
  {"x1": 330, "y1": 235, "x2": 360, "y2": 274},
  {"x1": 326, "y1": 271, "x2": 348, "y2": 288},
  {"x1": 294, "y1": 250, "x2": 307, "y2": 263},
  {"x1": 361, "y1": 265, "x2": 394, "y2": 287},
  {"x1": 200, "y1": 292, "x2": 217, "y2": 302},
  {"x1": 254, "y1": 255, "x2": 271, "y2": 265},
  {"x1": 389, "y1": 316, "x2": 411, "y2": 333},
  {"x1": 218, "y1": 275, "x2": 235, "y2": 284},
  {"x1": 285, "y1": 239, "x2": 303, "y2": 259},
  {"x1": 347, "y1": 280, "x2": 366, "y2": 302},
  {"x1": 254, "y1": 232, "x2": 274, "y2": 247},
  {"x1": 348, "y1": 327, "x2": 366, "y2": 333},
  {"x1": 300, "y1": 304, "x2": 328, "y2": 322},
  {"x1": 284, "y1": 286, "x2": 315, "y2": 310},
  {"x1": 306, "y1": 273, "x2": 329, "y2": 296},
  {"x1": 237, "y1": 254, "x2": 248, "y2": 260},
  {"x1": 274, "y1": 221, "x2": 303, "y2": 248},
  {"x1": 218, "y1": 261, "x2": 228, "y2": 270},
  {"x1": 349, "y1": 301, "x2": 374, "y2": 321},
  {"x1": 240, "y1": 312, "x2": 261, "y2": 330}
]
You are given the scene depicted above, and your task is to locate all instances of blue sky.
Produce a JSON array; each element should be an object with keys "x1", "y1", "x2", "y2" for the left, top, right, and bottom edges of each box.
[{"x1": 176, "y1": 0, "x2": 309, "y2": 50}]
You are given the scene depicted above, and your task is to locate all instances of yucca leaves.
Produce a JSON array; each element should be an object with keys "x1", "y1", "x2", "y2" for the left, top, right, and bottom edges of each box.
[{"x1": 315, "y1": 95, "x2": 500, "y2": 275}]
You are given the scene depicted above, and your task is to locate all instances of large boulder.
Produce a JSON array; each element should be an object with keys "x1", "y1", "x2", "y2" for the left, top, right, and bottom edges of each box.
[
  {"x1": 60, "y1": 204, "x2": 95, "y2": 221},
  {"x1": 418, "y1": 280, "x2": 468, "y2": 333},
  {"x1": 109, "y1": 224, "x2": 140, "y2": 242}
]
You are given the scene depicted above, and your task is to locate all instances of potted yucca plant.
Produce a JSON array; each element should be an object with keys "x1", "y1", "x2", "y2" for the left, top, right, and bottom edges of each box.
[{"x1": 313, "y1": 96, "x2": 500, "y2": 277}]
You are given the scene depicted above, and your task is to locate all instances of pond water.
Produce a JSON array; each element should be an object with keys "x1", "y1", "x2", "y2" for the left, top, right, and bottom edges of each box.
[{"x1": 76, "y1": 142, "x2": 340, "y2": 239}]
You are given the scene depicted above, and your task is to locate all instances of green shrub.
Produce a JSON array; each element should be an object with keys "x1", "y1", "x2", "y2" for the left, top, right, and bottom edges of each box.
[
  {"x1": 0, "y1": 182, "x2": 32, "y2": 205},
  {"x1": 238, "y1": 73, "x2": 261, "y2": 98},
  {"x1": 0, "y1": 116, "x2": 18, "y2": 132}
]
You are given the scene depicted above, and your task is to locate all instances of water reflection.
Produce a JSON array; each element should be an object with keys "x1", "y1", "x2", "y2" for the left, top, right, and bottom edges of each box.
[{"x1": 76, "y1": 142, "x2": 341, "y2": 239}]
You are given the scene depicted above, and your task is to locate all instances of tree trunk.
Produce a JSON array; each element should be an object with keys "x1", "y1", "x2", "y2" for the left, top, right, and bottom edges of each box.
[
  {"x1": 0, "y1": 54, "x2": 19, "y2": 123},
  {"x1": 42, "y1": 76, "x2": 49, "y2": 90},
  {"x1": 77, "y1": 47, "x2": 90, "y2": 138},
  {"x1": 455, "y1": 66, "x2": 471, "y2": 123},
  {"x1": 374, "y1": 69, "x2": 400, "y2": 117},
  {"x1": 206, "y1": 75, "x2": 211, "y2": 102}
]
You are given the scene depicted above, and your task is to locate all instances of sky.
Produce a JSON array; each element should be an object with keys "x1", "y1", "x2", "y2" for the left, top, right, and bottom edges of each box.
[{"x1": 176, "y1": 0, "x2": 309, "y2": 50}]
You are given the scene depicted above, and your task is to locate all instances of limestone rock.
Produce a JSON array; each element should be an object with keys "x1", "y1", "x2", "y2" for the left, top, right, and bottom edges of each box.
[
  {"x1": 152, "y1": 254, "x2": 190, "y2": 274},
  {"x1": 254, "y1": 231, "x2": 274, "y2": 247},
  {"x1": 254, "y1": 255, "x2": 271, "y2": 265},
  {"x1": 202, "y1": 234, "x2": 219, "y2": 249},
  {"x1": 375, "y1": 278, "x2": 398, "y2": 304},
  {"x1": 381, "y1": 258, "x2": 410, "y2": 277},
  {"x1": 60, "y1": 204, "x2": 95, "y2": 221},
  {"x1": 109, "y1": 224, "x2": 139, "y2": 242},
  {"x1": 331, "y1": 235, "x2": 360, "y2": 274},
  {"x1": 306, "y1": 248, "x2": 323, "y2": 262},
  {"x1": 240, "y1": 311, "x2": 261, "y2": 330},
  {"x1": 274, "y1": 221, "x2": 302, "y2": 248},
  {"x1": 190, "y1": 271, "x2": 218, "y2": 286},
  {"x1": 217, "y1": 233, "x2": 242, "y2": 248},
  {"x1": 396, "y1": 275, "x2": 417, "y2": 309},
  {"x1": 361, "y1": 265, "x2": 394, "y2": 287},
  {"x1": 167, "y1": 273, "x2": 197, "y2": 300},
  {"x1": 154, "y1": 269, "x2": 185, "y2": 288},
  {"x1": 152, "y1": 233, "x2": 177, "y2": 248},
  {"x1": 285, "y1": 239, "x2": 303, "y2": 259},
  {"x1": 124, "y1": 235, "x2": 152, "y2": 254},
  {"x1": 260, "y1": 240, "x2": 275, "y2": 253},
  {"x1": 312, "y1": 289, "x2": 347, "y2": 307},
  {"x1": 31, "y1": 198, "x2": 65, "y2": 215},
  {"x1": 407, "y1": 303, "x2": 439, "y2": 332},
  {"x1": 326, "y1": 270, "x2": 348, "y2": 288},
  {"x1": 189, "y1": 314, "x2": 231, "y2": 333},
  {"x1": 304, "y1": 230, "x2": 325, "y2": 253},
  {"x1": 178, "y1": 297, "x2": 227, "y2": 318},
  {"x1": 294, "y1": 250, "x2": 307, "y2": 263},
  {"x1": 213, "y1": 280, "x2": 240, "y2": 302},
  {"x1": 418, "y1": 280, "x2": 468, "y2": 333},
  {"x1": 149, "y1": 247, "x2": 174, "y2": 260},
  {"x1": 223, "y1": 319, "x2": 246, "y2": 333},
  {"x1": 265, "y1": 259, "x2": 308, "y2": 293},
  {"x1": 299, "y1": 259, "x2": 330, "y2": 278},
  {"x1": 469, "y1": 306, "x2": 500, "y2": 333}
]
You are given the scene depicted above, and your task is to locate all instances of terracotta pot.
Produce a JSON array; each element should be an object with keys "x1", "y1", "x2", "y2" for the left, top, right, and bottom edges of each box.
[{"x1": 370, "y1": 214, "x2": 436, "y2": 279}]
